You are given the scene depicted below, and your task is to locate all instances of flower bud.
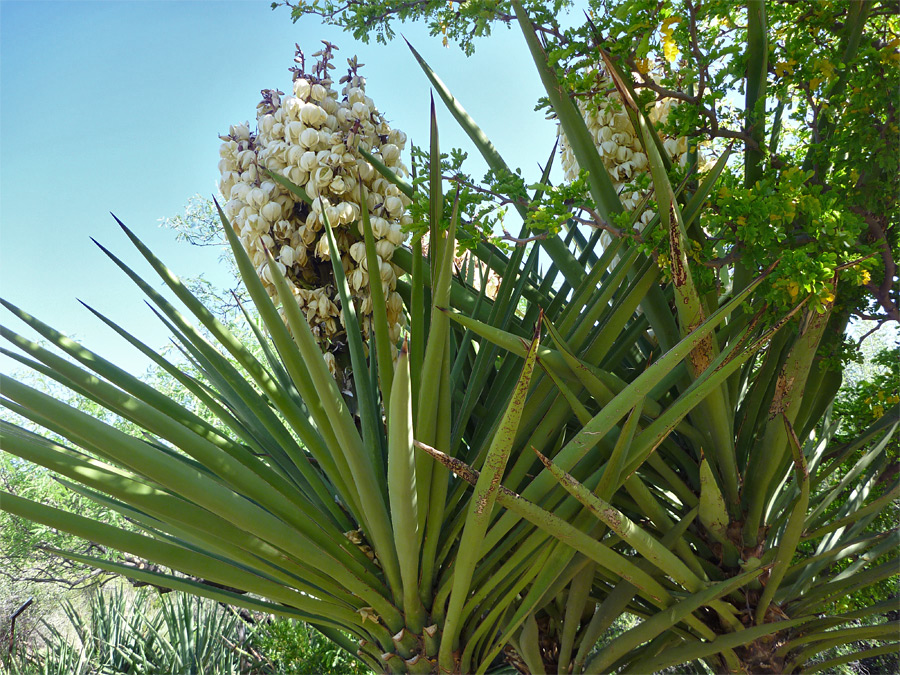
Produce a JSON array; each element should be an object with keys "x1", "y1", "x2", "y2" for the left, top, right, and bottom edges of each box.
[
  {"x1": 381, "y1": 143, "x2": 401, "y2": 165},
  {"x1": 384, "y1": 196, "x2": 404, "y2": 218},
  {"x1": 287, "y1": 144, "x2": 305, "y2": 166},
  {"x1": 248, "y1": 188, "x2": 265, "y2": 209},
  {"x1": 284, "y1": 97, "x2": 302, "y2": 120},
  {"x1": 300, "y1": 151, "x2": 318, "y2": 172},
  {"x1": 299, "y1": 102, "x2": 317, "y2": 125},
  {"x1": 294, "y1": 245, "x2": 308, "y2": 267},
  {"x1": 357, "y1": 160, "x2": 375, "y2": 182},
  {"x1": 371, "y1": 217, "x2": 389, "y2": 238},
  {"x1": 258, "y1": 115, "x2": 276, "y2": 136},
  {"x1": 379, "y1": 260, "x2": 394, "y2": 284},
  {"x1": 219, "y1": 140, "x2": 238, "y2": 159},
  {"x1": 230, "y1": 123, "x2": 251, "y2": 140},
  {"x1": 388, "y1": 129, "x2": 407, "y2": 148},
  {"x1": 300, "y1": 127, "x2": 320, "y2": 149},
  {"x1": 286, "y1": 121, "x2": 304, "y2": 144},
  {"x1": 349, "y1": 267, "x2": 366, "y2": 291},
  {"x1": 261, "y1": 201, "x2": 282, "y2": 222},
  {"x1": 293, "y1": 78, "x2": 311, "y2": 100},
  {"x1": 314, "y1": 166, "x2": 334, "y2": 188},
  {"x1": 388, "y1": 323, "x2": 401, "y2": 345},
  {"x1": 330, "y1": 176, "x2": 347, "y2": 194},
  {"x1": 279, "y1": 245, "x2": 295, "y2": 267},
  {"x1": 386, "y1": 223, "x2": 404, "y2": 246},
  {"x1": 325, "y1": 204, "x2": 341, "y2": 225},
  {"x1": 315, "y1": 236, "x2": 332, "y2": 260},
  {"x1": 349, "y1": 241, "x2": 367, "y2": 263},
  {"x1": 351, "y1": 101, "x2": 370, "y2": 120},
  {"x1": 375, "y1": 239, "x2": 395, "y2": 260}
]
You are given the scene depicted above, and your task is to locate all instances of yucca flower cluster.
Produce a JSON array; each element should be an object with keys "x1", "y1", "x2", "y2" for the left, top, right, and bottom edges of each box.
[
  {"x1": 218, "y1": 44, "x2": 411, "y2": 368},
  {"x1": 559, "y1": 68, "x2": 689, "y2": 231}
]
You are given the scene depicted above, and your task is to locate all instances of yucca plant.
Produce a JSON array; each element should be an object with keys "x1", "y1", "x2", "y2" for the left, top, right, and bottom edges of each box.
[
  {"x1": 2, "y1": 2, "x2": 897, "y2": 674},
  {"x1": 4, "y1": 586, "x2": 264, "y2": 675}
]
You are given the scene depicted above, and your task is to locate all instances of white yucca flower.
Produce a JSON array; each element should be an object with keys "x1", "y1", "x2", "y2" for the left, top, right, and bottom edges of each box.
[
  {"x1": 559, "y1": 67, "x2": 690, "y2": 241},
  {"x1": 218, "y1": 44, "x2": 410, "y2": 357}
]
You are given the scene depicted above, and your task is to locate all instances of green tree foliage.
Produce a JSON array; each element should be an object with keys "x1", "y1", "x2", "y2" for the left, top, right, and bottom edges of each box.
[{"x1": 285, "y1": 0, "x2": 899, "y2": 326}]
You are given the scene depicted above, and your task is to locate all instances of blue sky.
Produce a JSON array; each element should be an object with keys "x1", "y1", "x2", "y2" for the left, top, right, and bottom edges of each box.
[{"x1": 1, "y1": 1, "x2": 560, "y2": 375}]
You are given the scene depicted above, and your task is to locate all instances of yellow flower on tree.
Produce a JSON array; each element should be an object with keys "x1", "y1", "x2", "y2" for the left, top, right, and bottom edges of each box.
[
  {"x1": 661, "y1": 17, "x2": 679, "y2": 63},
  {"x1": 774, "y1": 59, "x2": 797, "y2": 78}
]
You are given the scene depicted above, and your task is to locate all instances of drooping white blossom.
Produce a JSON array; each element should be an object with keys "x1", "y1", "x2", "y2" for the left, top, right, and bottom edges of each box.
[
  {"x1": 559, "y1": 68, "x2": 690, "y2": 236},
  {"x1": 218, "y1": 45, "x2": 410, "y2": 359}
]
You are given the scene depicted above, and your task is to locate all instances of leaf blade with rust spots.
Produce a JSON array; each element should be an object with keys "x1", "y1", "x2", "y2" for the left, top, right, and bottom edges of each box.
[
  {"x1": 437, "y1": 319, "x2": 541, "y2": 671},
  {"x1": 632, "y1": 105, "x2": 743, "y2": 509},
  {"x1": 532, "y1": 447, "x2": 706, "y2": 594},
  {"x1": 634, "y1": 105, "x2": 707, "y2": 348},
  {"x1": 413, "y1": 440, "x2": 680, "y2": 609}
]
